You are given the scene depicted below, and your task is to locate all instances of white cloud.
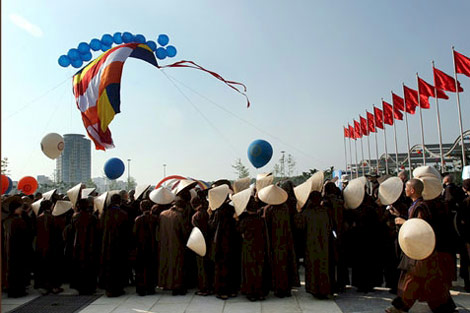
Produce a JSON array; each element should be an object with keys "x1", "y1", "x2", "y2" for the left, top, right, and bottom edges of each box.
[{"x1": 9, "y1": 13, "x2": 43, "y2": 37}]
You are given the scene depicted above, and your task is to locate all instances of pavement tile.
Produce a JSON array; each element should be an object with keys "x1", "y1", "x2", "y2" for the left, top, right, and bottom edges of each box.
[
  {"x1": 223, "y1": 301, "x2": 261, "y2": 313},
  {"x1": 148, "y1": 302, "x2": 189, "y2": 313},
  {"x1": 78, "y1": 304, "x2": 119, "y2": 313},
  {"x1": 1, "y1": 304, "x2": 18, "y2": 313}
]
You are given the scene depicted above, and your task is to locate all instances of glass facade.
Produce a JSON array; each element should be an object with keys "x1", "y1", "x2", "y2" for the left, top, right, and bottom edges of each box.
[{"x1": 56, "y1": 134, "x2": 91, "y2": 183}]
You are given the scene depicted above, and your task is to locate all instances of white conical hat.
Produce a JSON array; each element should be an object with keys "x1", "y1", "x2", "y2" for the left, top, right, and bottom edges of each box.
[
  {"x1": 232, "y1": 187, "x2": 252, "y2": 216},
  {"x1": 31, "y1": 199, "x2": 43, "y2": 216},
  {"x1": 378, "y1": 177, "x2": 403, "y2": 205},
  {"x1": 149, "y1": 187, "x2": 175, "y2": 205},
  {"x1": 134, "y1": 184, "x2": 151, "y2": 200},
  {"x1": 233, "y1": 177, "x2": 251, "y2": 194},
  {"x1": 187, "y1": 227, "x2": 206, "y2": 257},
  {"x1": 398, "y1": 218, "x2": 435, "y2": 260},
  {"x1": 42, "y1": 189, "x2": 56, "y2": 201},
  {"x1": 294, "y1": 179, "x2": 313, "y2": 211},
  {"x1": 310, "y1": 171, "x2": 324, "y2": 192},
  {"x1": 358, "y1": 176, "x2": 368, "y2": 186},
  {"x1": 258, "y1": 185, "x2": 288, "y2": 205},
  {"x1": 94, "y1": 192, "x2": 107, "y2": 214},
  {"x1": 377, "y1": 174, "x2": 392, "y2": 185},
  {"x1": 52, "y1": 200, "x2": 73, "y2": 216},
  {"x1": 209, "y1": 184, "x2": 231, "y2": 211},
  {"x1": 413, "y1": 165, "x2": 441, "y2": 180},
  {"x1": 256, "y1": 173, "x2": 273, "y2": 192},
  {"x1": 419, "y1": 176, "x2": 443, "y2": 200},
  {"x1": 81, "y1": 188, "x2": 96, "y2": 198},
  {"x1": 175, "y1": 179, "x2": 198, "y2": 195},
  {"x1": 67, "y1": 183, "x2": 82, "y2": 207},
  {"x1": 343, "y1": 177, "x2": 365, "y2": 209}
]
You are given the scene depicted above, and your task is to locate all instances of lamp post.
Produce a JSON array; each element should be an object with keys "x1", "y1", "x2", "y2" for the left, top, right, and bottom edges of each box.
[
  {"x1": 127, "y1": 159, "x2": 131, "y2": 189},
  {"x1": 163, "y1": 164, "x2": 167, "y2": 178}
]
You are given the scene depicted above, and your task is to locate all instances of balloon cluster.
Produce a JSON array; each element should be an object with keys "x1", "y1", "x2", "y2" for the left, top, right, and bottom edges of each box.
[{"x1": 58, "y1": 32, "x2": 177, "y2": 68}]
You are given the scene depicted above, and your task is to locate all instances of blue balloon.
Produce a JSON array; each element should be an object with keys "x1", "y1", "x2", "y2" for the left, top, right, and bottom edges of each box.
[
  {"x1": 247, "y1": 139, "x2": 273, "y2": 168},
  {"x1": 104, "y1": 158, "x2": 125, "y2": 180},
  {"x1": 122, "y1": 32, "x2": 134, "y2": 43},
  {"x1": 67, "y1": 48, "x2": 80, "y2": 61},
  {"x1": 166, "y1": 45, "x2": 177, "y2": 57},
  {"x1": 90, "y1": 38, "x2": 101, "y2": 51},
  {"x1": 156, "y1": 47, "x2": 167, "y2": 60},
  {"x1": 101, "y1": 44, "x2": 112, "y2": 52},
  {"x1": 157, "y1": 34, "x2": 169, "y2": 46},
  {"x1": 78, "y1": 42, "x2": 90, "y2": 54},
  {"x1": 6, "y1": 177, "x2": 12, "y2": 194},
  {"x1": 113, "y1": 32, "x2": 123, "y2": 44},
  {"x1": 146, "y1": 40, "x2": 157, "y2": 51},
  {"x1": 71, "y1": 59, "x2": 83, "y2": 68},
  {"x1": 58, "y1": 55, "x2": 71, "y2": 67},
  {"x1": 80, "y1": 51, "x2": 92, "y2": 62},
  {"x1": 134, "y1": 34, "x2": 146, "y2": 43},
  {"x1": 101, "y1": 34, "x2": 114, "y2": 46}
]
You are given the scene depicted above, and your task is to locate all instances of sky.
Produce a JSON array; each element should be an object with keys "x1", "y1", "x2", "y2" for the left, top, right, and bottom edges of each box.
[{"x1": 2, "y1": 0, "x2": 470, "y2": 186}]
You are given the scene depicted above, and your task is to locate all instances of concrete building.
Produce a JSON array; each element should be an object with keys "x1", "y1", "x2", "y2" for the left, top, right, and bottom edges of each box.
[{"x1": 56, "y1": 134, "x2": 91, "y2": 184}]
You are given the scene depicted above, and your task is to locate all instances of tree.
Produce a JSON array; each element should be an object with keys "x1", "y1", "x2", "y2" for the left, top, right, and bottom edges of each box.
[
  {"x1": 286, "y1": 154, "x2": 296, "y2": 177},
  {"x1": 232, "y1": 158, "x2": 250, "y2": 178},
  {"x1": 127, "y1": 176, "x2": 137, "y2": 190},
  {"x1": 1, "y1": 157, "x2": 10, "y2": 175}
]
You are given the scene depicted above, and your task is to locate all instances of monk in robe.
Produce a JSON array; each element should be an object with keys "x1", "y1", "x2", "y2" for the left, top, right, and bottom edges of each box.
[
  {"x1": 54, "y1": 203, "x2": 74, "y2": 286},
  {"x1": 3, "y1": 197, "x2": 29, "y2": 297},
  {"x1": 100, "y1": 194, "x2": 130, "y2": 297},
  {"x1": 134, "y1": 200, "x2": 159, "y2": 296},
  {"x1": 238, "y1": 197, "x2": 267, "y2": 301},
  {"x1": 158, "y1": 197, "x2": 191, "y2": 295},
  {"x1": 281, "y1": 181, "x2": 304, "y2": 268},
  {"x1": 69, "y1": 198, "x2": 100, "y2": 295},
  {"x1": 191, "y1": 192, "x2": 214, "y2": 296}
]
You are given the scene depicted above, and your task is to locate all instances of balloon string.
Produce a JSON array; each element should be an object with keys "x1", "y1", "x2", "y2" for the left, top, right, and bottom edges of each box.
[
  {"x1": 160, "y1": 70, "x2": 239, "y2": 156},
  {"x1": 162, "y1": 72, "x2": 322, "y2": 164}
]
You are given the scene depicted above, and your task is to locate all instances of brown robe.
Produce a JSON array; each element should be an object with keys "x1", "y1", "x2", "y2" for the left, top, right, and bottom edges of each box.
[
  {"x1": 134, "y1": 212, "x2": 158, "y2": 294},
  {"x1": 191, "y1": 206, "x2": 213, "y2": 293}
]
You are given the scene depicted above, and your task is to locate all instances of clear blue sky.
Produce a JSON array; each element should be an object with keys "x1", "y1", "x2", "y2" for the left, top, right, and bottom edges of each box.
[{"x1": 2, "y1": 0, "x2": 470, "y2": 185}]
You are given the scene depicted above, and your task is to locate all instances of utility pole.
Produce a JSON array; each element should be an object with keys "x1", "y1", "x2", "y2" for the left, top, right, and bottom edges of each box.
[{"x1": 127, "y1": 159, "x2": 131, "y2": 190}]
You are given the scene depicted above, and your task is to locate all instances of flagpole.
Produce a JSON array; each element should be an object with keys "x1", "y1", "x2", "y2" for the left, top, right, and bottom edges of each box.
[
  {"x1": 452, "y1": 47, "x2": 467, "y2": 166},
  {"x1": 360, "y1": 136, "x2": 365, "y2": 176},
  {"x1": 416, "y1": 74, "x2": 426, "y2": 165},
  {"x1": 366, "y1": 110, "x2": 372, "y2": 175},
  {"x1": 348, "y1": 134, "x2": 353, "y2": 178},
  {"x1": 374, "y1": 125, "x2": 379, "y2": 175},
  {"x1": 343, "y1": 130, "x2": 349, "y2": 177},
  {"x1": 432, "y1": 61, "x2": 445, "y2": 173},
  {"x1": 402, "y1": 84, "x2": 412, "y2": 177},
  {"x1": 354, "y1": 138, "x2": 359, "y2": 178},
  {"x1": 381, "y1": 100, "x2": 389, "y2": 174},
  {"x1": 391, "y1": 93, "x2": 399, "y2": 174}
]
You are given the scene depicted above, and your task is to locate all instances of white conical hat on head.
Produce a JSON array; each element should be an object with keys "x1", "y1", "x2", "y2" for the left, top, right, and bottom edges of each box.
[
  {"x1": 209, "y1": 184, "x2": 231, "y2": 211},
  {"x1": 377, "y1": 174, "x2": 392, "y2": 185},
  {"x1": 419, "y1": 176, "x2": 443, "y2": 200},
  {"x1": 256, "y1": 173, "x2": 273, "y2": 193},
  {"x1": 258, "y1": 185, "x2": 288, "y2": 205},
  {"x1": 413, "y1": 165, "x2": 441, "y2": 180},
  {"x1": 310, "y1": 171, "x2": 324, "y2": 192},
  {"x1": 94, "y1": 192, "x2": 107, "y2": 214},
  {"x1": 378, "y1": 177, "x2": 403, "y2": 205},
  {"x1": 233, "y1": 177, "x2": 251, "y2": 194},
  {"x1": 134, "y1": 184, "x2": 151, "y2": 200},
  {"x1": 398, "y1": 218, "x2": 435, "y2": 260},
  {"x1": 294, "y1": 179, "x2": 313, "y2": 211},
  {"x1": 358, "y1": 176, "x2": 368, "y2": 186},
  {"x1": 67, "y1": 183, "x2": 82, "y2": 207},
  {"x1": 343, "y1": 177, "x2": 365, "y2": 209},
  {"x1": 31, "y1": 199, "x2": 43, "y2": 216},
  {"x1": 175, "y1": 179, "x2": 198, "y2": 195},
  {"x1": 232, "y1": 187, "x2": 252, "y2": 216},
  {"x1": 149, "y1": 187, "x2": 175, "y2": 205},
  {"x1": 42, "y1": 189, "x2": 56, "y2": 201},
  {"x1": 52, "y1": 200, "x2": 73, "y2": 216},
  {"x1": 81, "y1": 188, "x2": 96, "y2": 198},
  {"x1": 187, "y1": 227, "x2": 206, "y2": 257}
]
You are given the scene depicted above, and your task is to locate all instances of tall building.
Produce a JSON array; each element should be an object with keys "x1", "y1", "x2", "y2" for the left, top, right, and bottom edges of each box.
[{"x1": 56, "y1": 134, "x2": 91, "y2": 183}]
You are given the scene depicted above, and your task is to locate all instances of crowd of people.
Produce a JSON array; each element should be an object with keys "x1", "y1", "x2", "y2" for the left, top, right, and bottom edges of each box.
[{"x1": 1, "y1": 168, "x2": 470, "y2": 313}]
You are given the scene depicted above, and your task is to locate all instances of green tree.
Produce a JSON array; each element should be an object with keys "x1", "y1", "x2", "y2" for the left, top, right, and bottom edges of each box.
[
  {"x1": 1, "y1": 157, "x2": 10, "y2": 175},
  {"x1": 127, "y1": 176, "x2": 137, "y2": 190},
  {"x1": 286, "y1": 154, "x2": 296, "y2": 177},
  {"x1": 232, "y1": 158, "x2": 250, "y2": 178}
]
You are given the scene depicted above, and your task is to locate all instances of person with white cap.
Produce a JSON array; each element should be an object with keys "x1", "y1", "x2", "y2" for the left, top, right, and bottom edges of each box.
[{"x1": 386, "y1": 178, "x2": 456, "y2": 313}]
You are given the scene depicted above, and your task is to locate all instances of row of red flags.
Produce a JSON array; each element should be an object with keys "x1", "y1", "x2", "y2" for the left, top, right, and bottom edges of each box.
[{"x1": 344, "y1": 50, "x2": 470, "y2": 139}]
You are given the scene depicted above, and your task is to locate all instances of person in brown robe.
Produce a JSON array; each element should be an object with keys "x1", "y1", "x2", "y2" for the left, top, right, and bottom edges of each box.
[
  {"x1": 191, "y1": 191, "x2": 214, "y2": 296},
  {"x1": 301, "y1": 191, "x2": 332, "y2": 298},
  {"x1": 238, "y1": 196, "x2": 267, "y2": 301},
  {"x1": 158, "y1": 198, "x2": 191, "y2": 295},
  {"x1": 69, "y1": 198, "x2": 100, "y2": 295},
  {"x1": 100, "y1": 194, "x2": 130, "y2": 297},
  {"x1": 263, "y1": 198, "x2": 300, "y2": 297},
  {"x1": 3, "y1": 197, "x2": 30, "y2": 298},
  {"x1": 134, "y1": 200, "x2": 159, "y2": 296}
]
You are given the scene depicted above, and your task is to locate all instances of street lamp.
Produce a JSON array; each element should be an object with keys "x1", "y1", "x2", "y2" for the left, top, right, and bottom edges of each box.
[
  {"x1": 163, "y1": 164, "x2": 167, "y2": 178},
  {"x1": 127, "y1": 159, "x2": 131, "y2": 189}
]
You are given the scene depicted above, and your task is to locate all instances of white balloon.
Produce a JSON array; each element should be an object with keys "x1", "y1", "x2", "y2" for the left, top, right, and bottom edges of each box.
[{"x1": 41, "y1": 133, "x2": 64, "y2": 159}]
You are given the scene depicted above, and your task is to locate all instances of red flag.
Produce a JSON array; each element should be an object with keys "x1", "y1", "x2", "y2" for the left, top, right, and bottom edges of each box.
[
  {"x1": 354, "y1": 120, "x2": 362, "y2": 138},
  {"x1": 433, "y1": 67, "x2": 463, "y2": 92},
  {"x1": 393, "y1": 106, "x2": 403, "y2": 121},
  {"x1": 344, "y1": 127, "x2": 349, "y2": 138},
  {"x1": 392, "y1": 93, "x2": 405, "y2": 111},
  {"x1": 454, "y1": 50, "x2": 470, "y2": 77},
  {"x1": 360, "y1": 116, "x2": 369, "y2": 136},
  {"x1": 418, "y1": 77, "x2": 448, "y2": 106},
  {"x1": 349, "y1": 124, "x2": 355, "y2": 140},
  {"x1": 403, "y1": 85, "x2": 418, "y2": 114},
  {"x1": 374, "y1": 107, "x2": 384, "y2": 129},
  {"x1": 367, "y1": 111, "x2": 376, "y2": 133},
  {"x1": 382, "y1": 101, "x2": 394, "y2": 125}
]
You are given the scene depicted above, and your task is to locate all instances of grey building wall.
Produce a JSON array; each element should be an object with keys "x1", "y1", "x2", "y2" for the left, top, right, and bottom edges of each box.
[{"x1": 56, "y1": 134, "x2": 91, "y2": 183}]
